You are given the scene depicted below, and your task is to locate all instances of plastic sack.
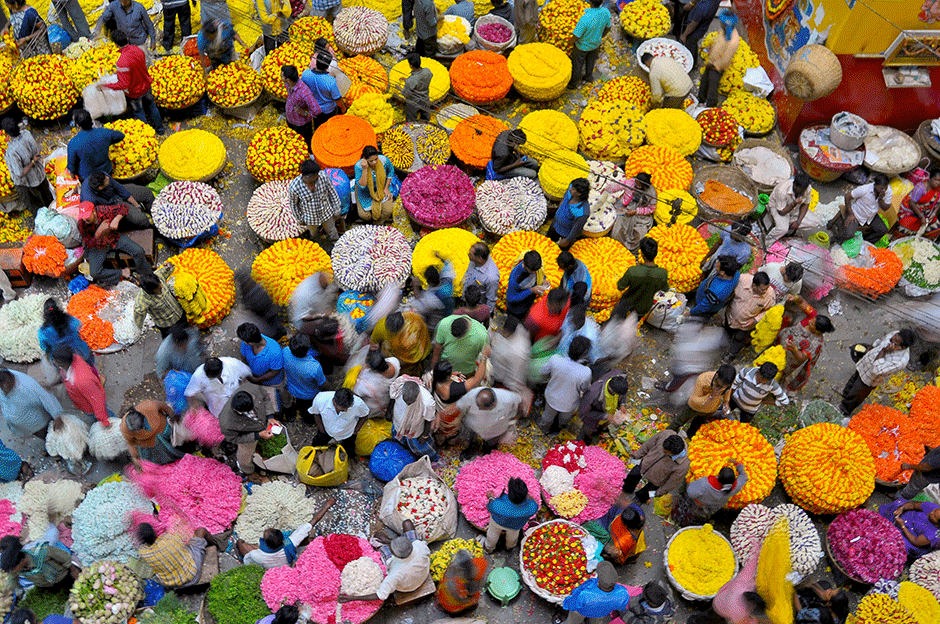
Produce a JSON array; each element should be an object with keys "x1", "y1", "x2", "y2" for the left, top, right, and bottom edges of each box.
[
  {"x1": 355, "y1": 418, "x2": 392, "y2": 456},
  {"x1": 323, "y1": 168, "x2": 351, "y2": 216},
  {"x1": 45, "y1": 413, "x2": 90, "y2": 461},
  {"x1": 369, "y1": 439, "x2": 416, "y2": 482},
  {"x1": 82, "y1": 79, "x2": 126, "y2": 119},
  {"x1": 46, "y1": 149, "x2": 81, "y2": 216},
  {"x1": 379, "y1": 455, "x2": 458, "y2": 542},
  {"x1": 47, "y1": 24, "x2": 72, "y2": 49},
  {"x1": 653, "y1": 493, "x2": 673, "y2": 518},
  {"x1": 164, "y1": 370, "x2": 192, "y2": 415},
  {"x1": 297, "y1": 445, "x2": 349, "y2": 486},
  {"x1": 644, "y1": 291, "x2": 687, "y2": 333},
  {"x1": 253, "y1": 428, "x2": 299, "y2": 474},
  {"x1": 743, "y1": 67, "x2": 773, "y2": 98},
  {"x1": 34, "y1": 206, "x2": 81, "y2": 248},
  {"x1": 88, "y1": 421, "x2": 127, "y2": 460}
]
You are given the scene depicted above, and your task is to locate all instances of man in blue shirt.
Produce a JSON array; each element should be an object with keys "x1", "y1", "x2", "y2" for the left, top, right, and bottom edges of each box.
[
  {"x1": 700, "y1": 221, "x2": 752, "y2": 274},
  {"x1": 238, "y1": 322, "x2": 285, "y2": 411},
  {"x1": 484, "y1": 477, "x2": 538, "y2": 552},
  {"x1": 567, "y1": 0, "x2": 610, "y2": 88},
  {"x1": 680, "y1": 0, "x2": 720, "y2": 60},
  {"x1": 80, "y1": 171, "x2": 153, "y2": 229},
  {"x1": 282, "y1": 334, "x2": 325, "y2": 425},
  {"x1": 549, "y1": 178, "x2": 591, "y2": 249},
  {"x1": 444, "y1": 0, "x2": 475, "y2": 22},
  {"x1": 301, "y1": 57, "x2": 342, "y2": 128},
  {"x1": 66, "y1": 109, "x2": 125, "y2": 182},
  {"x1": 562, "y1": 561, "x2": 632, "y2": 624},
  {"x1": 506, "y1": 250, "x2": 549, "y2": 320},
  {"x1": 689, "y1": 256, "x2": 740, "y2": 320},
  {"x1": 557, "y1": 251, "x2": 593, "y2": 307}
]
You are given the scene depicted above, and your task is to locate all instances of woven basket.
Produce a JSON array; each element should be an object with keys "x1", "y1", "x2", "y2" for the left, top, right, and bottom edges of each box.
[
  {"x1": 784, "y1": 44, "x2": 842, "y2": 101},
  {"x1": 864, "y1": 126, "x2": 922, "y2": 176},
  {"x1": 691, "y1": 164, "x2": 758, "y2": 217},
  {"x1": 438, "y1": 16, "x2": 472, "y2": 56},
  {"x1": 518, "y1": 520, "x2": 594, "y2": 605},
  {"x1": 732, "y1": 139, "x2": 793, "y2": 193},
  {"x1": 664, "y1": 526, "x2": 739, "y2": 601},
  {"x1": 823, "y1": 533, "x2": 873, "y2": 585},
  {"x1": 915, "y1": 120, "x2": 940, "y2": 163},
  {"x1": 473, "y1": 15, "x2": 517, "y2": 52}
]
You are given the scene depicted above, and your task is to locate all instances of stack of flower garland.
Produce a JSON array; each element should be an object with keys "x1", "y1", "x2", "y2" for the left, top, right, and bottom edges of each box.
[
  {"x1": 579, "y1": 99, "x2": 645, "y2": 160},
  {"x1": 347, "y1": 93, "x2": 396, "y2": 134},
  {"x1": 450, "y1": 115, "x2": 508, "y2": 168},
  {"x1": 0, "y1": 294, "x2": 47, "y2": 362},
  {"x1": 207, "y1": 62, "x2": 263, "y2": 108},
  {"x1": 730, "y1": 504, "x2": 822, "y2": 578},
  {"x1": 779, "y1": 423, "x2": 875, "y2": 514},
  {"x1": 0, "y1": 55, "x2": 14, "y2": 112},
  {"x1": 71, "y1": 481, "x2": 152, "y2": 563},
  {"x1": 68, "y1": 561, "x2": 143, "y2": 624},
  {"x1": 700, "y1": 32, "x2": 761, "y2": 94},
  {"x1": 449, "y1": 50, "x2": 512, "y2": 105},
  {"x1": 247, "y1": 127, "x2": 308, "y2": 182},
  {"x1": 311, "y1": 115, "x2": 377, "y2": 171},
  {"x1": 158, "y1": 129, "x2": 226, "y2": 181},
  {"x1": 12, "y1": 55, "x2": 79, "y2": 120},
  {"x1": 414, "y1": 124, "x2": 451, "y2": 165},
  {"x1": 22, "y1": 235, "x2": 66, "y2": 277},
  {"x1": 247, "y1": 180, "x2": 303, "y2": 240},
  {"x1": 911, "y1": 385, "x2": 940, "y2": 447},
  {"x1": 0, "y1": 211, "x2": 30, "y2": 241},
  {"x1": 537, "y1": 0, "x2": 587, "y2": 53},
  {"x1": 169, "y1": 248, "x2": 235, "y2": 328},
  {"x1": 104, "y1": 119, "x2": 158, "y2": 179},
  {"x1": 331, "y1": 225, "x2": 412, "y2": 292},
  {"x1": 654, "y1": 188, "x2": 697, "y2": 225},
  {"x1": 521, "y1": 522, "x2": 591, "y2": 597},
  {"x1": 251, "y1": 238, "x2": 331, "y2": 305},
  {"x1": 288, "y1": 15, "x2": 336, "y2": 49},
  {"x1": 851, "y1": 593, "x2": 919, "y2": 624},
  {"x1": 667, "y1": 524, "x2": 736, "y2": 597},
  {"x1": 476, "y1": 177, "x2": 547, "y2": 235},
  {"x1": 430, "y1": 538, "x2": 484, "y2": 581},
  {"x1": 150, "y1": 56, "x2": 206, "y2": 109},
  {"x1": 518, "y1": 110, "x2": 579, "y2": 160},
  {"x1": 455, "y1": 451, "x2": 541, "y2": 529},
  {"x1": 66, "y1": 42, "x2": 119, "y2": 91},
  {"x1": 596, "y1": 75, "x2": 652, "y2": 112},
  {"x1": 68, "y1": 286, "x2": 115, "y2": 350},
  {"x1": 401, "y1": 165, "x2": 474, "y2": 228},
  {"x1": 696, "y1": 108, "x2": 740, "y2": 147},
  {"x1": 397, "y1": 476, "x2": 450, "y2": 538},
  {"x1": 412, "y1": 228, "x2": 480, "y2": 293},
  {"x1": 721, "y1": 90, "x2": 775, "y2": 135},
  {"x1": 899, "y1": 581, "x2": 940, "y2": 622},
  {"x1": 539, "y1": 149, "x2": 589, "y2": 200},
  {"x1": 624, "y1": 145, "x2": 693, "y2": 190},
  {"x1": 619, "y1": 0, "x2": 670, "y2": 39},
  {"x1": 687, "y1": 420, "x2": 776, "y2": 508},
  {"x1": 827, "y1": 509, "x2": 906, "y2": 582},
  {"x1": 645, "y1": 109, "x2": 703, "y2": 157},
  {"x1": 151, "y1": 181, "x2": 223, "y2": 242},
  {"x1": 491, "y1": 231, "x2": 563, "y2": 302},
  {"x1": 260, "y1": 42, "x2": 315, "y2": 99},
  {"x1": 539, "y1": 442, "x2": 626, "y2": 523},
  {"x1": 389, "y1": 57, "x2": 450, "y2": 103},
  {"x1": 507, "y1": 43, "x2": 571, "y2": 101},
  {"x1": 646, "y1": 223, "x2": 708, "y2": 291},
  {"x1": 234, "y1": 481, "x2": 319, "y2": 542},
  {"x1": 750, "y1": 306, "x2": 784, "y2": 353},
  {"x1": 837, "y1": 246, "x2": 904, "y2": 298},
  {"x1": 339, "y1": 55, "x2": 388, "y2": 107},
  {"x1": 911, "y1": 551, "x2": 940, "y2": 600},
  {"x1": 586, "y1": 159, "x2": 629, "y2": 216},
  {"x1": 333, "y1": 7, "x2": 388, "y2": 56},
  {"x1": 847, "y1": 404, "x2": 923, "y2": 483},
  {"x1": 570, "y1": 238, "x2": 636, "y2": 321}
]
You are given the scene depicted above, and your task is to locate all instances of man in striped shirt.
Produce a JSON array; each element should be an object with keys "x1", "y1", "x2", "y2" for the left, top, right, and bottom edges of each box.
[
  {"x1": 729, "y1": 362, "x2": 788, "y2": 422},
  {"x1": 839, "y1": 330, "x2": 914, "y2": 416}
]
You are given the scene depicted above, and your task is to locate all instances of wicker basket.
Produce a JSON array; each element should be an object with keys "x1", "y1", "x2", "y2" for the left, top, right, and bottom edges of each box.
[
  {"x1": 732, "y1": 138, "x2": 793, "y2": 193},
  {"x1": 784, "y1": 44, "x2": 842, "y2": 101},
  {"x1": 823, "y1": 533, "x2": 872, "y2": 585},
  {"x1": 438, "y1": 16, "x2": 472, "y2": 56},
  {"x1": 864, "y1": 126, "x2": 923, "y2": 176},
  {"x1": 691, "y1": 164, "x2": 758, "y2": 217},
  {"x1": 915, "y1": 120, "x2": 940, "y2": 163},
  {"x1": 473, "y1": 15, "x2": 516, "y2": 52},
  {"x1": 518, "y1": 520, "x2": 594, "y2": 605},
  {"x1": 664, "y1": 526, "x2": 739, "y2": 601}
]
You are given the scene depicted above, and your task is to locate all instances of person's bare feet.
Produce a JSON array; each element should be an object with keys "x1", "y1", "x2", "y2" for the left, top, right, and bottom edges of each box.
[{"x1": 121, "y1": 268, "x2": 131, "y2": 279}]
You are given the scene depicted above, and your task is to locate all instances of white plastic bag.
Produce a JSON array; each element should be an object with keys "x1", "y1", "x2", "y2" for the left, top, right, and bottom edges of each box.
[
  {"x1": 250, "y1": 46, "x2": 266, "y2": 71},
  {"x1": 378, "y1": 456, "x2": 458, "y2": 542},
  {"x1": 743, "y1": 66, "x2": 773, "y2": 98},
  {"x1": 644, "y1": 291, "x2": 687, "y2": 333},
  {"x1": 82, "y1": 75, "x2": 126, "y2": 119}
]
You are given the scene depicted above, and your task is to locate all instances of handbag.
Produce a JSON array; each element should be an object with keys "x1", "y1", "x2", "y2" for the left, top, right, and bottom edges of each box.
[{"x1": 904, "y1": 158, "x2": 931, "y2": 185}]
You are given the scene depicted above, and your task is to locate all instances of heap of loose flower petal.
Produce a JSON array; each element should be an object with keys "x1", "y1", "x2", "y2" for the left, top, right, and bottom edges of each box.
[
  {"x1": 654, "y1": 188, "x2": 697, "y2": 225},
  {"x1": 438, "y1": 15, "x2": 471, "y2": 45},
  {"x1": 507, "y1": 43, "x2": 572, "y2": 101},
  {"x1": 66, "y1": 42, "x2": 119, "y2": 91},
  {"x1": 644, "y1": 109, "x2": 703, "y2": 156},
  {"x1": 847, "y1": 404, "x2": 923, "y2": 483},
  {"x1": 247, "y1": 180, "x2": 302, "y2": 241},
  {"x1": 311, "y1": 114, "x2": 377, "y2": 170},
  {"x1": 390, "y1": 57, "x2": 450, "y2": 102},
  {"x1": 537, "y1": 0, "x2": 587, "y2": 53},
  {"x1": 779, "y1": 423, "x2": 875, "y2": 514},
  {"x1": 71, "y1": 481, "x2": 150, "y2": 564},
  {"x1": 247, "y1": 126, "x2": 308, "y2": 182},
  {"x1": 207, "y1": 62, "x2": 263, "y2": 108},
  {"x1": 620, "y1": 0, "x2": 670, "y2": 39},
  {"x1": 449, "y1": 50, "x2": 513, "y2": 105},
  {"x1": 688, "y1": 420, "x2": 777, "y2": 508},
  {"x1": 0, "y1": 294, "x2": 46, "y2": 362},
  {"x1": 430, "y1": 538, "x2": 484, "y2": 581},
  {"x1": 339, "y1": 55, "x2": 388, "y2": 106},
  {"x1": 570, "y1": 238, "x2": 636, "y2": 321},
  {"x1": 579, "y1": 98, "x2": 645, "y2": 160},
  {"x1": 828, "y1": 509, "x2": 906, "y2": 583},
  {"x1": 624, "y1": 145, "x2": 692, "y2": 190},
  {"x1": 450, "y1": 115, "x2": 508, "y2": 168},
  {"x1": 150, "y1": 55, "x2": 206, "y2": 109},
  {"x1": 234, "y1": 481, "x2": 319, "y2": 542},
  {"x1": 261, "y1": 42, "x2": 315, "y2": 100},
  {"x1": 104, "y1": 119, "x2": 158, "y2": 179},
  {"x1": 333, "y1": 7, "x2": 389, "y2": 56},
  {"x1": 476, "y1": 177, "x2": 547, "y2": 235},
  {"x1": 252, "y1": 238, "x2": 332, "y2": 305},
  {"x1": 839, "y1": 247, "x2": 903, "y2": 298},
  {"x1": 700, "y1": 32, "x2": 761, "y2": 94},
  {"x1": 542, "y1": 443, "x2": 627, "y2": 523},
  {"x1": 169, "y1": 248, "x2": 235, "y2": 328},
  {"x1": 647, "y1": 223, "x2": 708, "y2": 291},
  {"x1": 910, "y1": 385, "x2": 940, "y2": 447},
  {"x1": 492, "y1": 231, "x2": 563, "y2": 303},
  {"x1": 0, "y1": 210, "x2": 30, "y2": 241},
  {"x1": 596, "y1": 76, "x2": 652, "y2": 112},
  {"x1": 151, "y1": 181, "x2": 223, "y2": 241},
  {"x1": 721, "y1": 90, "x2": 775, "y2": 135},
  {"x1": 12, "y1": 55, "x2": 78, "y2": 120},
  {"x1": 67, "y1": 286, "x2": 114, "y2": 350},
  {"x1": 331, "y1": 225, "x2": 412, "y2": 292},
  {"x1": 347, "y1": 93, "x2": 396, "y2": 134},
  {"x1": 412, "y1": 228, "x2": 480, "y2": 294},
  {"x1": 518, "y1": 109, "x2": 579, "y2": 159},
  {"x1": 697, "y1": 108, "x2": 740, "y2": 147},
  {"x1": 539, "y1": 150, "x2": 589, "y2": 200},
  {"x1": 288, "y1": 15, "x2": 337, "y2": 49},
  {"x1": 401, "y1": 165, "x2": 474, "y2": 228},
  {"x1": 22, "y1": 235, "x2": 66, "y2": 277},
  {"x1": 159, "y1": 129, "x2": 226, "y2": 181}
]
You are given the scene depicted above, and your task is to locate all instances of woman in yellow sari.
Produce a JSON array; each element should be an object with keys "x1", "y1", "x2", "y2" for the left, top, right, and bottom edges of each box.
[
  {"x1": 370, "y1": 311, "x2": 430, "y2": 375},
  {"x1": 355, "y1": 146, "x2": 401, "y2": 224}
]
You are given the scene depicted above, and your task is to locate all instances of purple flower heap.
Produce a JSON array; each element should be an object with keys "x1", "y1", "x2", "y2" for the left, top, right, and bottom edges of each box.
[
  {"x1": 400, "y1": 165, "x2": 474, "y2": 228},
  {"x1": 827, "y1": 508, "x2": 906, "y2": 583}
]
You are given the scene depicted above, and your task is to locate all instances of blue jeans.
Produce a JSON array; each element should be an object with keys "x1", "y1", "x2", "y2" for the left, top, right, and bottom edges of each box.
[{"x1": 129, "y1": 89, "x2": 164, "y2": 134}]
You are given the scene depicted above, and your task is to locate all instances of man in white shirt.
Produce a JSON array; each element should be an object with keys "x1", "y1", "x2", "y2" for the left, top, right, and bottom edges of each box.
[
  {"x1": 489, "y1": 316, "x2": 532, "y2": 413},
  {"x1": 840, "y1": 329, "x2": 915, "y2": 416},
  {"x1": 539, "y1": 336, "x2": 592, "y2": 434},
  {"x1": 764, "y1": 172, "x2": 813, "y2": 243},
  {"x1": 464, "y1": 243, "x2": 501, "y2": 311},
  {"x1": 761, "y1": 261, "x2": 803, "y2": 304},
  {"x1": 237, "y1": 498, "x2": 335, "y2": 569},
  {"x1": 829, "y1": 173, "x2": 893, "y2": 244},
  {"x1": 185, "y1": 356, "x2": 252, "y2": 417},
  {"x1": 641, "y1": 52, "x2": 692, "y2": 108},
  {"x1": 308, "y1": 388, "x2": 369, "y2": 457},
  {"x1": 339, "y1": 520, "x2": 431, "y2": 603},
  {"x1": 457, "y1": 387, "x2": 522, "y2": 457},
  {"x1": 390, "y1": 378, "x2": 437, "y2": 461}
]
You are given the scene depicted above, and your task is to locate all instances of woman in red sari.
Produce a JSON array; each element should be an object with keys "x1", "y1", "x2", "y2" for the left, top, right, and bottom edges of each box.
[
  {"x1": 898, "y1": 169, "x2": 940, "y2": 238},
  {"x1": 777, "y1": 300, "x2": 834, "y2": 392}
]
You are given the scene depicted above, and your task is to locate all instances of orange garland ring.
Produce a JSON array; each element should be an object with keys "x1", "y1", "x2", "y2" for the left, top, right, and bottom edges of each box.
[
  {"x1": 839, "y1": 247, "x2": 903, "y2": 298},
  {"x1": 449, "y1": 115, "x2": 508, "y2": 169},
  {"x1": 311, "y1": 114, "x2": 377, "y2": 171},
  {"x1": 66, "y1": 286, "x2": 114, "y2": 350},
  {"x1": 910, "y1": 385, "x2": 940, "y2": 448},
  {"x1": 449, "y1": 50, "x2": 513, "y2": 105},
  {"x1": 847, "y1": 404, "x2": 924, "y2": 484},
  {"x1": 22, "y1": 235, "x2": 67, "y2": 277}
]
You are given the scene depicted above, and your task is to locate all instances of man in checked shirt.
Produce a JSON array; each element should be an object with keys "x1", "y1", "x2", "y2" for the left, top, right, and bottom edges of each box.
[
  {"x1": 288, "y1": 159, "x2": 344, "y2": 243},
  {"x1": 839, "y1": 329, "x2": 916, "y2": 416}
]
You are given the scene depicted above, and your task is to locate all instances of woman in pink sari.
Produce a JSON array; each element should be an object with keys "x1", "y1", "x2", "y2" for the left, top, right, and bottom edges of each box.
[{"x1": 898, "y1": 169, "x2": 940, "y2": 238}]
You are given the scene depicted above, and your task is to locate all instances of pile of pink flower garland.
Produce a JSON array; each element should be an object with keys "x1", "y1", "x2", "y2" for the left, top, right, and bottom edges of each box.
[
  {"x1": 400, "y1": 165, "x2": 474, "y2": 228},
  {"x1": 0, "y1": 500, "x2": 21, "y2": 538},
  {"x1": 539, "y1": 442, "x2": 627, "y2": 524},
  {"x1": 827, "y1": 509, "x2": 906, "y2": 583},
  {"x1": 455, "y1": 451, "x2": 540, "y2": 530},
  {"x1": 261, "y1": 534, "x2": 385, "y2": 623}
]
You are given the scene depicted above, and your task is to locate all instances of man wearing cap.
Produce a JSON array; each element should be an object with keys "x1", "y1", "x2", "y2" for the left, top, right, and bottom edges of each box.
[
  {"x1": 338, "y1": 520, "x2": 431, "y2": 603},
  {"x1": 562, "y1": 561, "x2": 633, "y2": 624}
]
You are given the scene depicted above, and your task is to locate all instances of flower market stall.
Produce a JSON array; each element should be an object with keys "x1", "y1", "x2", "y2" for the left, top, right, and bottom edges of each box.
[
  {"x1": 247, "y1": 180, "x2": 303, "y2": 241},
  {"x1": 158, "y1": 129, "x2": 227, "y2": 182},
  {"x1": 400, "y1": 165, "x2": 474, "y2": 229},
  {"x1": 151, "y1": 181, "x2": 223, "y2": 246},
  {"x1": 847, "y1": 404, "x2": 923, "y2": 484},
  {"x1": 331, "y1": 225, "x2": 412, "y2": 292},
  {"x1": 411, "y1": 228, "x2": 480, "y2": 294},
  {"x1": 450, "y1": 115, "x2": 508, "y2": 169},
  {"x1": 476, "y1": 177, "x2": 548, "y2": 236},
  {"x1": 104, "y1": 119, "x2": 159, "y2": 181},
  {"x1": 251, "y1": 238, "x2": 332, "y2": 306},
  {"x1": 12, "y1": 55, "x2": 78, "y2": 120},
  {"x1": 539, "y1": 442, "x2": 626, "y2": 523},
  {"x1": 449, "y1": 50, "x2": 513, "y2": 105},
  {"x1": 247, "y1": 127, "x2": 308, "y2": 182},
  {"x1": 311, "y1": 115, "x2": 377, "y2": 174},
  {"x1": 389, "y1": 57, "x2": 450, "y2": 104},
  {"x1": 233, "y1": 480, "x2": 319, "y2": 542},
  {"x1": 665, "y1": 524, "x2": 737, "y2": 600},
  {"x1": 455, "y1": 451, "x2": 540, "y2": 530},
  {"x1": 333, "y1": 7, "x2": 388, "y2": 56},
  {"x1": 890, "y1": 237, "x2": 940, "y2": 297},
  {"x1": 520, "y1": 520, "x2": 593, "y2": 603}
]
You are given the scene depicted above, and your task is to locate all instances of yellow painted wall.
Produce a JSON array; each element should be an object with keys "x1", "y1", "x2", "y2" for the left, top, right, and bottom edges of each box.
[{"x1": 824, "y1": 0, "x2": 940, "y2": 56}]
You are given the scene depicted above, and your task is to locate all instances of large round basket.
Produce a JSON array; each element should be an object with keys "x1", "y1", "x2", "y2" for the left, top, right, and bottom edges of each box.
[
  {"x1": 691, "y1": 164, "x2": 758, "y2": 218},
  {"x1": 889, "y1": 236, "x2": 940, "y2": 297},
  {"x1": 518, "y1": 520, "x2": 594, "y2": 605},
  {"x1": 664, "y1": 526, "x2": 740, "y2": 601},
  {"x1": 637, "y1": 38, "x2": 693, "y2": 74},
  {"x1": 473, "y1": 14, "x2": 517, "y2": 52},
  {"x1": 798, "y1": 124, "x2": 862, "y2": 182},
  {"x1": 438, "y1": 16, "x2": 472, "y2": 56},
  {"x1": 784, "y1": 44, "x2": 842, "y2": 101},
  {"x1": 823, "y1": 533, "x2": 871, "y2": 585},
  {"x1": 213, "y1": 91, "x2": 263, "y2": 117},
  {"x1": 732, "y1": 138, "x2": 793, "y2": 193},
  {"x1": 864, "y1": 126, "x2": 923, "y2": 176},
  {"x1": 915, "y1": 120, "x2": 940, "y2": 163}
]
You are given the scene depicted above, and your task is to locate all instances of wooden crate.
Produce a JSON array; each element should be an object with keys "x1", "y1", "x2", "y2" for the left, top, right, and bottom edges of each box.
[
  {"x1": 0, "y1": 244, "x2": 30, "y2": 288},
  {"x1": 104, "y1": 229, "x2": 155, "y2": 269}
]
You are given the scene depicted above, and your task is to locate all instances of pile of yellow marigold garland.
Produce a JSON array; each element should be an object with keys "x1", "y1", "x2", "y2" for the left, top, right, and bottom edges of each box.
[
  {"x1": 570, "y1": 238, "x2": 635, "y2": 321},
  {"x1": 0, "y1": 55, "x2": 14, "y2": 112},
  {"x1": 779, "y1": 423, "x2": 875, "y2": 514},
  {"x1": 251, "y1": 239, "x2": 332, "y2": 306},
  {"x1": 654, "y1": 188, "x2": 697, "y2": 225},
  {"x1": 246, "y1": 127, "x2": 308, "y2": 183},
  {"x1": 596, "y1": 76, "x2": 652, "y2": 112},
  {"x1": 150, "y1": 56, "x2": 206, "y2": 109},
  {"x1": 644, "y1": 109, "x2": 703, "y2": 156},
  {"x1": 261, "y1": 42, "x2": 315, "y2": 100},
  {"x1": 0, "y1": 134, "x2": 15, "y2": 196},
  {"x1": 721, "y1": 90, "x2": 775, "y2": 135},
  {"x1": 104, "y1": 119, "x2": 158, "y2": 179},
  {"x1": 207, "y1": 62, "x2": 263, "y2": 108},
  {"x1": 449, "y1": 50, "x2": 512, "y2": 105},
  {"x1": 66, "y1": 42, "x2": 119, "y2": 91},
  {"x1": 667, "y1": 524, "x2": 736, "y2": 598},
  {"x1": 624, "y1": 145, "x2": 693, "y2": 191},
  {"x1": 518, "y1": 110, "x2": 579, "y2": 159},
  {"x1": 620, "y1": 0, "x2": 670, "y2": 39},
  {"x1": 12, "y1": 55, "x2": 78, "y2": 120},
  {"x1": 390, "y1": 57, "x2": 450, "y2": 103},
  {"x1": 688, "y1": 420, "x2": 777, "y2": 508},
  {"x1": 492, "y1": 231, "x2": 563, "y2": 303},
  {"x1": 507, "y1": 43, "x2": 571, "y2": 101},
  {"x1": 289, "y1": 16, "x2": 336, "y2": 48},
  {"x1": 539, "y1": 150, "x2": 589, "y2": 200},
  {"x1": 339, "y1": 55, "x2": 388, "y2": 106},
  {"x1": 347, "y1": 93, "x2": 397, "y2": 134},
  {"x1": 537, "y1": 0, "x2": 587, "y2": 54},
  {"x1": 169, "y1": 249, "x2": 235, "y2": 328},
  {"x1": 578, "y1": 99, "x2": 645, "y2": 160},
  {"x1": 647, "y1": 223, "x2": 708, "y2": 292},
  {"x1": 700, "y1": 32, "x2": 761, "y2": 94},
  {"x1": 412, "y1": 228, "x2": 481, "y2": 294},
  {"x1": 159, "y1": 129, "x2": 226, "y2": 181}
]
